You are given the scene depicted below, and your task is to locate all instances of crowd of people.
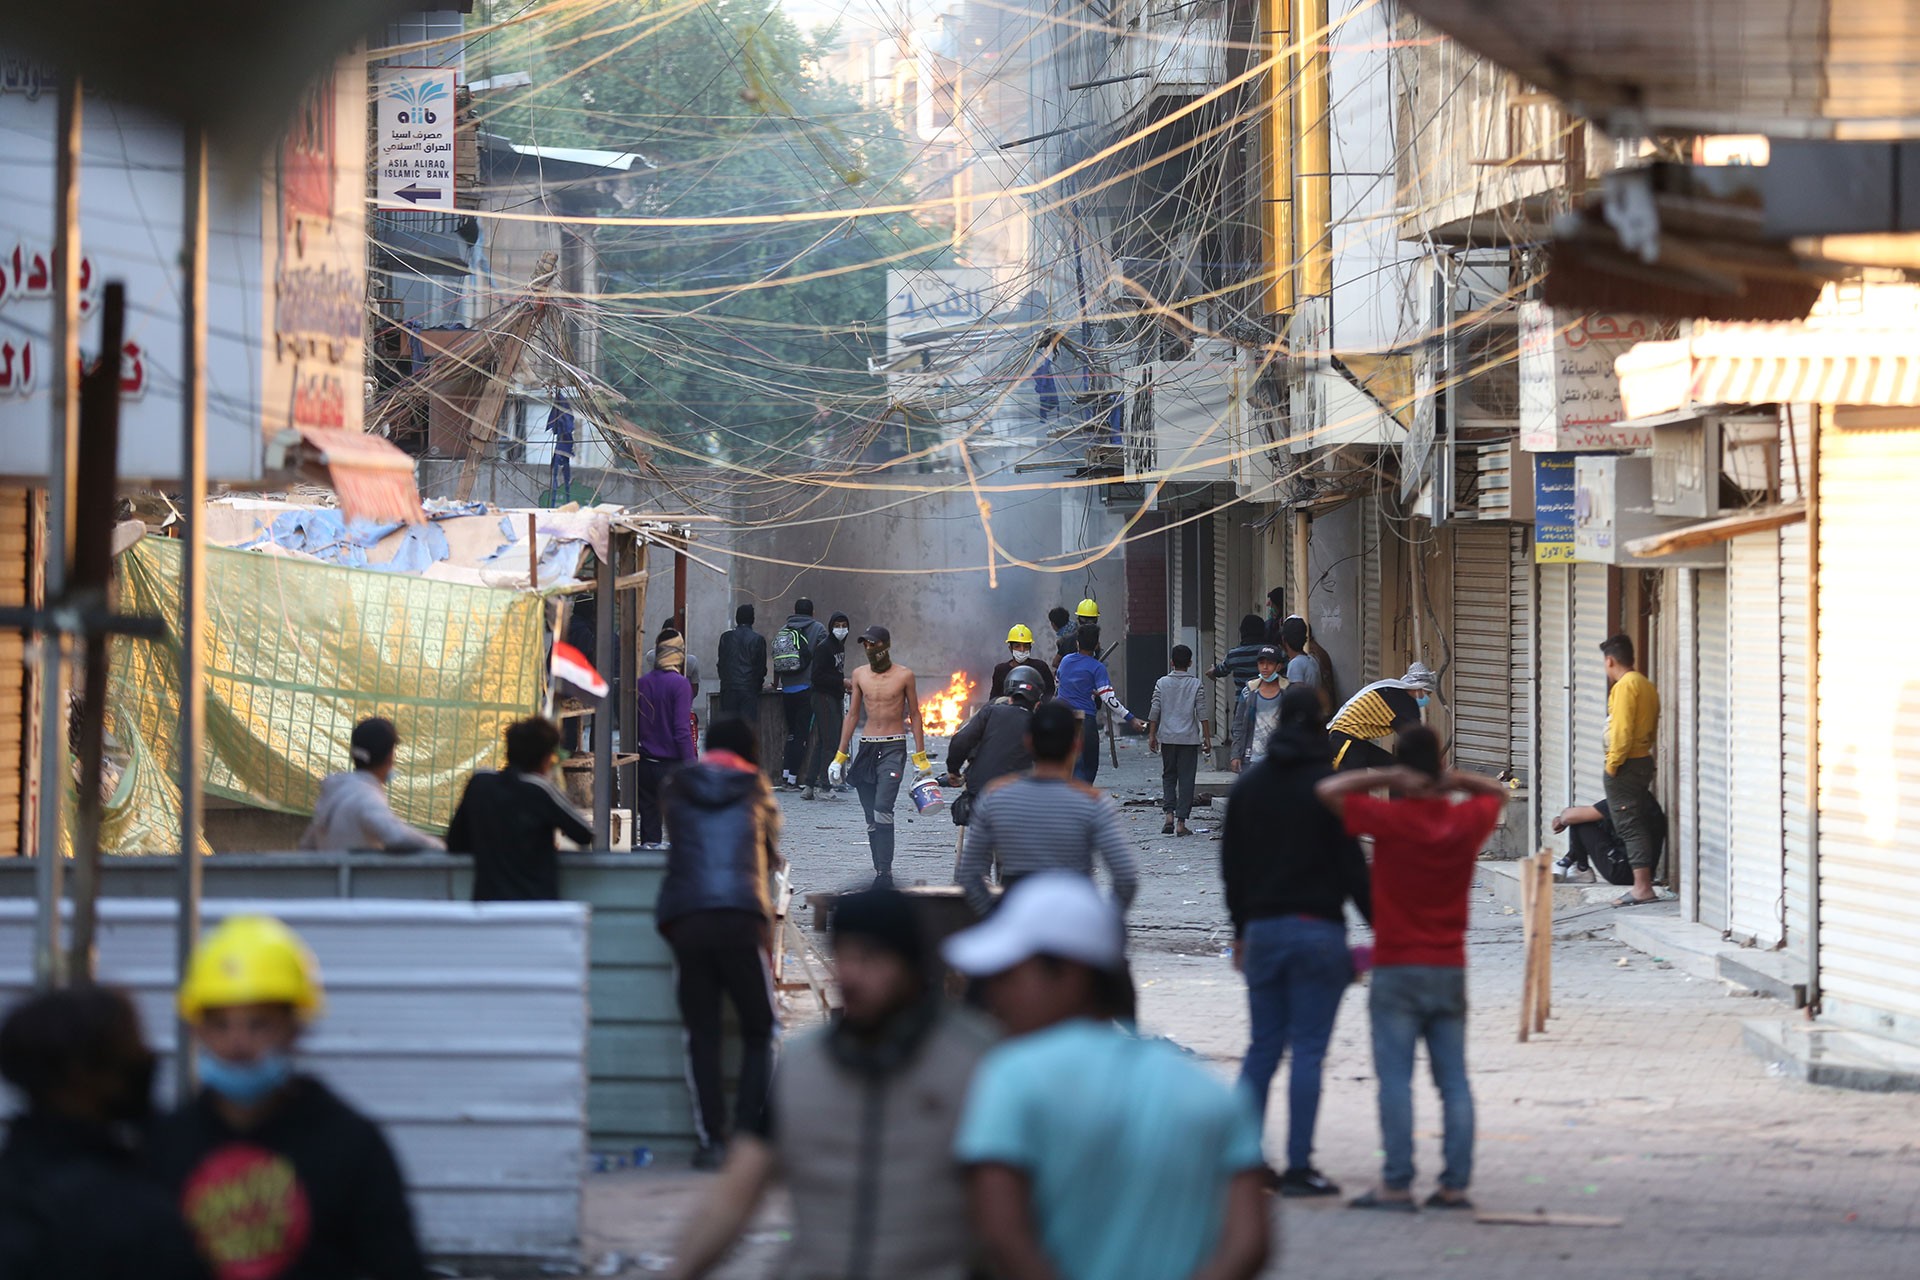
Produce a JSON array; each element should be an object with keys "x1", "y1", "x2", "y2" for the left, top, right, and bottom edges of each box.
[{"x1": 0, "y1": 582, "x2": 1672, "y2": 1279}]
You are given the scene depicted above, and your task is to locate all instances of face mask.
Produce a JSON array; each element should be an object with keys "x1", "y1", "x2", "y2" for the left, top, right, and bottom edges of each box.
[
  {"x1": 864, "y1": 643, "x2": 892, "y2": 673},
  {"x1": 1416, "y1": 694, "x2": 1431, "y2": 708},
  {"x1": 1010, "y1": 646, "x2": 1030, "y2": 660},
  {"x1": 832, "y1": 627, "x2": 849, "y2": 641},
  {"x1": 197, "y1": 1050, "x2": 292, "y2": 1106},
  {"x1": 1260, "y1": 670, "x2": 1281, "y2": 684}
]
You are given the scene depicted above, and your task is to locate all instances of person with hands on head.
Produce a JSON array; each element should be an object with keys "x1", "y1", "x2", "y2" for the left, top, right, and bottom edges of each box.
[
  {"x1": 1315, "y1": 730, "x2": 1508, "y2": 1214},
  {"x1": 829, "y1": 624, "x2": 927, "y2": 888}
]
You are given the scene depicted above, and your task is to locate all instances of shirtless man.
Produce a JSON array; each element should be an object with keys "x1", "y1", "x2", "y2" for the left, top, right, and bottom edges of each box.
[{"x1": 829, "y1": 624, "x2": 930, "y2": 888}]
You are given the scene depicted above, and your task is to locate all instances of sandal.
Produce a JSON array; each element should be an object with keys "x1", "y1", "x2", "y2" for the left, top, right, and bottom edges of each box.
[
  {"x1": 1610, "y1": 893, "x2": 1660, "y2": 908},
  {"x1": 1424, "y1": 1191, "x2": 1474, "y2": 1210},
  {"x1": 1349, "y1": 1189, "x2": 1418, "y2": 1213}
]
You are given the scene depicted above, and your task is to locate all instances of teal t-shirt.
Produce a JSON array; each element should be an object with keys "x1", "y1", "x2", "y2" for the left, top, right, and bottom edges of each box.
[{"x1": 954, "y1": 1018, "x2": 1263, "y2": 1280}]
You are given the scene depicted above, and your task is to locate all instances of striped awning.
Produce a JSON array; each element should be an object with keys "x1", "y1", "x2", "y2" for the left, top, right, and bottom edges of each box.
[{"x1": 1616, "y1": 327, "x2": 1920, "y2": 419}]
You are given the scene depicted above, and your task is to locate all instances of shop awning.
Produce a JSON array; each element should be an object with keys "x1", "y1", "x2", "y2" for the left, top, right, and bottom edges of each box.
[
  {"x1": 1616, "y1": 327, "x2": 1920, "y2": 418},
  {"x1": 1624, "y1": 501, "x2": 1808, "y2": 558},
  {"x1": 271, "y1": 428, "x2": 427, "y2": 525}
]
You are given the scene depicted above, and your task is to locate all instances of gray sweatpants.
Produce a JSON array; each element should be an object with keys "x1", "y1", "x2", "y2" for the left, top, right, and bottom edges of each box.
[{"x1": 849, "y1": 739, "x2": 908, "y2": 881}]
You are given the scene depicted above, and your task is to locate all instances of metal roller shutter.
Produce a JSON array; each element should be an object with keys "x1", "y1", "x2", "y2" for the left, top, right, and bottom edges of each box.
[
  {"x1": 0, "y1": 488, "x2": 25, "y2": 855},
  {"x1": 1729, "y1": 532, "x2": 1786, "y2": 948},
  {"x1": 1817, "y1": 415, "x2": 1920, "y2": 1041},
  {"x1": 1780, "y1": 520, "x2": 1812, "y2": 962},
  {"x1": 1696, "y1": 570, "x2": 1731, "y2": 932},
  {"x1": 1570, "y1": 563, "x2": 1610, "y2": 803},
  {"x1": 1536, "y1": 565, "x2": 1571, "y2": 851},
  {"x1": 1676, "y1": 570, "x2": 1700, "y2": 920},
  {"x1": 1508, "y1": 525, "x2": 1534, "y2": 790},
  {"x1": 1451, "y1": 525, "x2": 1511, "y2": 775},
  {"x1": 1213, "y1": 509, "x2": 1234, "y2": 738}
]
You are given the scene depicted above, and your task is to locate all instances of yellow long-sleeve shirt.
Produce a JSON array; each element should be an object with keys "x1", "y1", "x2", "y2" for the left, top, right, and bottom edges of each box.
[{"x1": 1605, "y1": 670, "x2": 1659, "y2": 774}]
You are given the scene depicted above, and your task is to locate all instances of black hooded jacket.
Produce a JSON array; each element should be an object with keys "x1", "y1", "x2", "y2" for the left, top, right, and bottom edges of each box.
[
  {"x1": 657, "y1": 759, "x2": 782, "y2": 930},
  {"x1": 946, "y1": 700, "x2": 1033, "y2": 795},
  {"x1": 1219, "y1": 723, "x2": 1372, "y2": 937},
  {"x1": 810, "y1": 613, "x2": 849, "y2": 697},
  {"x1": 0, "y1": 1112, "x2": 211, "y2": 1280}
]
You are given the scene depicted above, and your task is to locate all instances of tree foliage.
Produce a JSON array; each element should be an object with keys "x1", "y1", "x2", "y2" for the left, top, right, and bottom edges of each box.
[{"x1": 471, "y1": 0, "x2": 946, "y2": 464}]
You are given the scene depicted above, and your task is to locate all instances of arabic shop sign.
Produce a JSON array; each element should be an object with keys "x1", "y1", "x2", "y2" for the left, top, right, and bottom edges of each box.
[
  {"x1": 1518, "y1": 303, "x2": 1654, "y2": 452},
  {"x1": 375, "y1": 68, "x2": 456, "y2": 209},
  {"x1": 1532, "y1": 452, "x2": 1577, "y2": 563}
]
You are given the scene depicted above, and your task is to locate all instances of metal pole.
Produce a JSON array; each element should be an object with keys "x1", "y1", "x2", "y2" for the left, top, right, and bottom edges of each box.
[
  {"x1": 35, "y1": 76, "x2": 83, "y2": 990},
  {"x1": 593, "y1": 547, "x2": 614, "y2": 847},
  {"x1": 617, "y1": 535, "x2": 641, "y2": 831},
  {"x1": 176, "y1": 128, "x2": 208, "y2": 1101},
  {"x1": 1805, "y1": 408, "x2": 1822, "y2": 1013}
]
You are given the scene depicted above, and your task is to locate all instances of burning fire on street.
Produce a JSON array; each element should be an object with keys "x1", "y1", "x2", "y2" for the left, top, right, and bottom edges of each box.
[{"x1": 919, "y1": 671, "x2": 976, "y2": 738}]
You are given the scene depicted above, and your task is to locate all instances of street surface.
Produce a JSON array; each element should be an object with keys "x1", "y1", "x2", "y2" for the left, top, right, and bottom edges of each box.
[{"x1": 584, "y1": 734, "x2": 1920, "y2": 1278}]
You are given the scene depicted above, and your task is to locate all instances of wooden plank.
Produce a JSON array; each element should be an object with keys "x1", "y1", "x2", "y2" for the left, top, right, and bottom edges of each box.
[{"x1": 1518, "y1": 850, "x2": 1536, "y2": 1043}]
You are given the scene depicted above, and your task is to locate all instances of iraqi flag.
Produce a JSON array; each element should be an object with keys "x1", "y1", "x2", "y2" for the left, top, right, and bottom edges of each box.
[{"x1": 551, "y1": 641, "x2": 608, "y2": 699}]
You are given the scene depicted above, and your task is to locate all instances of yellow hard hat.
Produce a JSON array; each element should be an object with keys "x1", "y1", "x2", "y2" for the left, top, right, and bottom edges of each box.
[
  {"x1": 1075, "y1": 598, "x2": 1099, "y2": 620},
  {"x1": 1007, "y1": 624, "x2": 1035, "y2": 645},
  {"x1": 178, "y1": 916, "x2": 324, "y2": 1022}
]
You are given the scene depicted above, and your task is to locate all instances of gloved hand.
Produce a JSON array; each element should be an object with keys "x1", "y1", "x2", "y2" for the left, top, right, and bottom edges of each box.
[
  {"x1": 912, "y1": 750, "x2": 932, "y2": 776},
  {"x1": 829, "y1": 751, "x2": 850, "y2": 787}
]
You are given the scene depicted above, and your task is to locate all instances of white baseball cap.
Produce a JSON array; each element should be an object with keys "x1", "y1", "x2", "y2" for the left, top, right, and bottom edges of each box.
[{"x1": 943, "y1": 871, "x2": 1125, "y2": 977}]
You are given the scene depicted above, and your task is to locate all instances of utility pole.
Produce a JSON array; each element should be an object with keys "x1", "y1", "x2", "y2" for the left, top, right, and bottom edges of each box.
[
  {"x1": 34, "y1": 76, "x2": 83, "y2": 990},
  {"x1": 176, "y1": 126, "x2": 209, "y2": 1102}
]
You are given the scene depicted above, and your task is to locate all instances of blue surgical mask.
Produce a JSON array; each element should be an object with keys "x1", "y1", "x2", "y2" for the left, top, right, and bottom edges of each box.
[
  {"x1": 197, "y1": 1050, "x2": 292, "y2": 1105},
  {"x1": 1416, "y1": 694, "x2": 1431, "y2": 708},
  {"x1": 1261, "y1": 671, "x2": 1281, "y2": 684}
]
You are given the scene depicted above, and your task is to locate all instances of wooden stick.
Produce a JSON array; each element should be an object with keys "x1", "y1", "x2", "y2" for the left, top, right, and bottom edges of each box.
[
  {"x1": 1475, "y1": 1211, "x2": 1623, "y2": 1229},
  {"x1": 1537, "y1": 854, "x2": 1554, "y2": 1027},
  {"x1": 1518, "y1": 851, "x2": 1536, "y2": 1043},
  {"x1": 527, "y1": 513, "x2": 538, "y2": 589}
]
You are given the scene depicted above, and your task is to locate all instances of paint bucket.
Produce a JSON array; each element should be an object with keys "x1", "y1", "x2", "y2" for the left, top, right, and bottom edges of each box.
[{"x1": 910, "y1": 775, "x2": 945, "y2": 814}]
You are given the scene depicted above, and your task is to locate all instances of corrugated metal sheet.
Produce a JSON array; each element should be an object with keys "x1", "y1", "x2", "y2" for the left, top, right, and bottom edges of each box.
[
  {"x1": 0, "y1": 854, "x2": 706, "y2": 1159},
  {"x1": 1729, "y1": 532, "x2": 1786, "y2": 947},
  {"x1": 1781, "y1": 519, "x2": 1812, "y2": 963},
  {"x1": 1536, "y1": 565, "x2": 1571, "y2": 851},
  {"x1": 1571, "y1": 562, "x2": 1611, "y2": 801},
  {"x1": 1676, "y1": 570, "x2": 1701, "y2": 920},
  {"x1": 1508, "y1": 525, "x2": 1535, "y2": 787},
  {"x1": 1696, "y1": 570, "x2": 1731, "y2": 932},
  {"x1": 0, "y1": 898, "x2": 589, "y2": 1262},
  {"x1": 1213, "y1": 509, "x2": 1233, "y2": 734},
  {"x1": 1451, "y1": 524, "x2": 1511, "y2": 775},
  {"x1": 1817, "y1": 416, "x2": 1920, "y2": 1043}
]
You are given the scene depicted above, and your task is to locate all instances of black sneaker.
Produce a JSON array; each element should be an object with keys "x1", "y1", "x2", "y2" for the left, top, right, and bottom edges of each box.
[{"x1": 1277, "y1": 1167, "x2": 1342, "y2": 1198}]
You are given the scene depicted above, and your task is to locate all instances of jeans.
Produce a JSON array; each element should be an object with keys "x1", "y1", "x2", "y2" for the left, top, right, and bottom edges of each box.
[
  {"x1": 550, "y1": 454, "x2": 572, "y2": 493},
  {"x1": 1237, "y1": 916, "x2": 1352, "y2": 1171},
  {"x1": 1370, "y1": 965, "x2": 1474, "y2": 1191},
  {"x1": 1160, "y1": 742, "x2": 1200, "y2": 819},
  {"x1": 807, "y1": 689, "x2": 844, "y2": 789},
  {"x1": 1076, "y1": 714, "x2": 1103, "y2": 784},
  {"x1": 667, "y1": 909, "x2": 775, "y2": 1149},
  {"x1": 780, "y1": 688, "x2": 814, "y2": 784},
  {"x1": 849, "y1": 739, "x2": 907, "y2": 881}
]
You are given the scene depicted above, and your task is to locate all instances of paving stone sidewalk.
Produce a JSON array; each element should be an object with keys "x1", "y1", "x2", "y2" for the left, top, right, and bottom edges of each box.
[{"x1": 582, "y1": 736, "x2": 1920, "y2": 1279}]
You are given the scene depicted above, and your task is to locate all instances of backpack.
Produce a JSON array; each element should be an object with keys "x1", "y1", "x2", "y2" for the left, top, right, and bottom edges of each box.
[{"x1": 771, "y1": 625, "x2": 811, "y2": 675}]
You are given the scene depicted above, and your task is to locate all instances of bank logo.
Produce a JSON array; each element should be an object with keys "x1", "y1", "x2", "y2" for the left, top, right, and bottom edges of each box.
[{"x1": 387, "y1": 76, "x2": 448, "y2": 125}]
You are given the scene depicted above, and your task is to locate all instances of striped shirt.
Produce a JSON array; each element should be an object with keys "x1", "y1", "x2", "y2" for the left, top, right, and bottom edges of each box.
[
  {"x1": 1328, "y1": 679, "x2": 1425, "y2": 743},
  {"x1": 957, "y1": 776, "x2": 1139, "y2": 917}
]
